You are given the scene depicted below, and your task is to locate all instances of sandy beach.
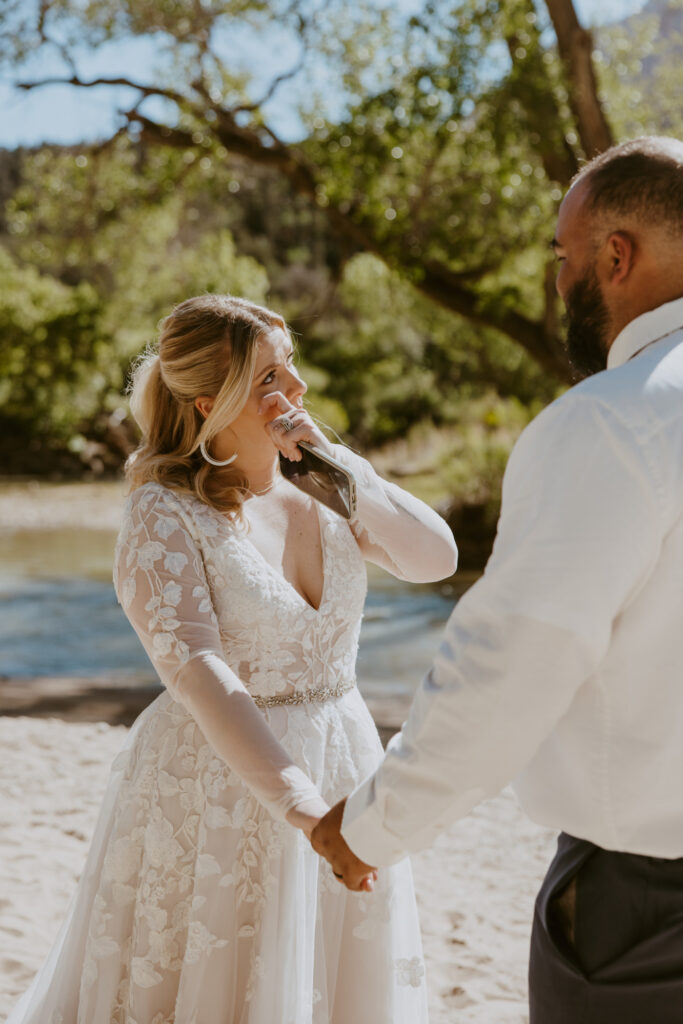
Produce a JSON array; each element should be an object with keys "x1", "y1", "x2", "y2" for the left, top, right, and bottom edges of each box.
[
  {"x1": 0, "y1": 715, "x2": 555, "y2": 1024},
  {"x1": 0, "y1": 479, "x2": 127, "y2": 532}
]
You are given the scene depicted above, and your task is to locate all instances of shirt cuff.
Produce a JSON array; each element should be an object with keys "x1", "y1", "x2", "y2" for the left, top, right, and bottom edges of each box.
[
  {"x1": 285, "y1": 794, "x2": 331, "y2": 833},
  {"x1": 341, "y1": 773, "x2": 410, "y2": 867}
]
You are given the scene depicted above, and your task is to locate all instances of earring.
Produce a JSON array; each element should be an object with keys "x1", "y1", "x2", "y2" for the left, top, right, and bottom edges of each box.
[{"x1": 199, "y1": 440, "x2": 238, "y2": 467}]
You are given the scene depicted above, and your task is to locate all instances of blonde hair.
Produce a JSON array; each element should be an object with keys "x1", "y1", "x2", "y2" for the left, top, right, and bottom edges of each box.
[{"x1": 126, "y1": 294, "x2": 287, "y2": 515}]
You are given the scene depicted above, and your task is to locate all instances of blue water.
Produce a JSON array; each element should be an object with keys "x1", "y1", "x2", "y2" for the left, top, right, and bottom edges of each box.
[
  {"x1": 0, "y1": 574, "x2": 458, "y2": 690},
  {"x1": 0, "y1": 577, "x2": 150, "y2": 678},
  {"x1": 0, "y1": 526, "x2": 466, "y2": 693}
]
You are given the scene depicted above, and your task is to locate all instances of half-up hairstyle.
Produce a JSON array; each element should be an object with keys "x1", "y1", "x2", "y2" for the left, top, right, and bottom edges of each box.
[{"x1": 126, "y1": 294, "x2": 287, "y2": 516}]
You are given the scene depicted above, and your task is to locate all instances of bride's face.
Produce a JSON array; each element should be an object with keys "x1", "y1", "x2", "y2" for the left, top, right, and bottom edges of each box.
[{"x1": 200, "y1": 328, "x2": 307, "y2": 464}]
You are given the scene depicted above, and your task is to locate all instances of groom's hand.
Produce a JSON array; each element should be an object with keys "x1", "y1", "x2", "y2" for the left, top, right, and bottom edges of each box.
[{"x1": 310, "y1": 798, "x2": 378, "y2": 893}]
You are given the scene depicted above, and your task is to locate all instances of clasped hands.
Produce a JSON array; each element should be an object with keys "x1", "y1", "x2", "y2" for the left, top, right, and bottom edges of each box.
[{"x1": 310, "y1": 799, "x2": 378, "y2": 893}]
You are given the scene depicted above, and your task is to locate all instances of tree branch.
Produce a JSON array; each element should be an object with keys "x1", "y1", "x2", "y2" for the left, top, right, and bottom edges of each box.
[
  {"x1": 17, "y1": 75, "x2": 189, "y2": 109},
  {"x1": 36, "y1": 0, "x2": 78, "y2": 77},
  {"x1": 503, "y1": 0, "x2": 579, "y2": 186},
  {"x1": 128, "y1": 109, "x2": 570, "y2": 378},
  {"x1": 411, "y1": 259, "x2": 568, "y2": 379},
  {"x1": 543, "y1": 0, "x2": 613, "y2": 157},
  {"x1": 233, "y1": 54, "x2": 306, "y2": 114},
  {"x1": 18, "y1": 66, "x2": 572, "y2": 381}
]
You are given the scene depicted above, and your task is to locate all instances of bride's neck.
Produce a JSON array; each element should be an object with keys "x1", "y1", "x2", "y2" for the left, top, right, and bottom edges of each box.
[{"x1": 238, "y1": 453, "x2": 282, "y2": 496}]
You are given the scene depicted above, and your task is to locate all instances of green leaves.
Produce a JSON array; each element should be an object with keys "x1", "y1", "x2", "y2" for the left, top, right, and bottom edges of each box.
[
  {"x1": 1, "y1": 140, "x2": 269, "y2": 445},
  {"x1": 2, "y1": 0, "x2": 681, "y2": 480},
  {"x1": 0, "y1": 246, "x2": 109, "y2": 437},
  {"x1": 297, "y1": 252, "x2": 555, "y2": 447}
]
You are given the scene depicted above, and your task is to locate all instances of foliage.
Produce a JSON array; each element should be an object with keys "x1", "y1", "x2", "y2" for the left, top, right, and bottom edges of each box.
[
  {"x1": 5, "y1": 142, "x2": 269, "y2": 352},
  {"x1": 1, "y1": 0, "x2": 680, "y2": 385},
  {"x1": 0, "y1": 0, "x2": 681, "y2": 506},
  {"x1": 2, "y1": 141, "x2": 347, "y2": 445},
  {"x1": 372, "y1": 391, "x2": 540, "y2": 505},
  {"x1": 302, "y1": 252, "x2": 557, "y2": 446},
  {"x1": 367, "y1": 391, "x2": 541, "y2": 568},
  {"x1": 594, "y1": 3, "x2": 683, "y2": 140},
  {"x1": 0, "y1": 0, "x2": 587, "y2": 380},
  {"x1": 1, "y1": 135, "x2": 557, "y2": 453},
  {"x1": 0, "y1": 245, "x2": 110, "y2": 438}
]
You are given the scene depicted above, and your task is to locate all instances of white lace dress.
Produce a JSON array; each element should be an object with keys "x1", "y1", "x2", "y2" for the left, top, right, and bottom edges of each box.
[{"x1": 7, "y1": 447, "x2": 457, "y2": 1024}]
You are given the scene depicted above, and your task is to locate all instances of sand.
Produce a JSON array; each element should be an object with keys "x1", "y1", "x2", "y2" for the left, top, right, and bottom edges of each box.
[
  {"x1": 0, "y1": 715, "x2": 555, "y2": 1024},
  {"x1": 0, "y1": 479, "x2": 127, "y2": 532}
]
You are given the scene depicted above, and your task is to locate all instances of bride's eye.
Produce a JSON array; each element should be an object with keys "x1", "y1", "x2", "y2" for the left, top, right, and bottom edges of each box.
[{"x1": 260, "y1": 352, "x2": 295, "y2": 388}]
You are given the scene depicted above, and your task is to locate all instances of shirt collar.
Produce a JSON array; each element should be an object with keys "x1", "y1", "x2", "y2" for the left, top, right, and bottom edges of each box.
[{"x1": 607, "y1": 296, "x2": 683, "y2": 369}]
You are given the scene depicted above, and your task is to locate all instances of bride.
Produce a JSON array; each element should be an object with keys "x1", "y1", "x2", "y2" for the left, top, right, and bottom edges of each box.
[{"x1": 8, "y1": 294, "x2": 457, "y2": 1024}]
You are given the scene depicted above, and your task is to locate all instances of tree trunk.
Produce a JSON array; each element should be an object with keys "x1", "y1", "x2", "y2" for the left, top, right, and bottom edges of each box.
[{"x1": 544, "y1": 0, "x2": 614, "y2": 158}]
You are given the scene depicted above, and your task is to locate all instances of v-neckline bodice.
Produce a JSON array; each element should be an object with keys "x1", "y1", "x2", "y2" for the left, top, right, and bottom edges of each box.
[{"x1": 242, "y1": 500, "x2": 328, "y2": 615}]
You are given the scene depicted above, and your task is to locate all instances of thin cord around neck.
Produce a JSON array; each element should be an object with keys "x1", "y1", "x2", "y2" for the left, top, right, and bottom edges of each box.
[{"x1": 247, "y1": 475, "x2": 284, "y2": 497}]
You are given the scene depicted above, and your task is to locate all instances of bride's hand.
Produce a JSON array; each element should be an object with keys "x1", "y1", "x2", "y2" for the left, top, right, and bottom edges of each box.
[
  {"x1": 311, "y1": 799, "x2": 378, "y2": 893},
  {"x1": 259, "y1": 391, "x2": 332, "y2": 462}
]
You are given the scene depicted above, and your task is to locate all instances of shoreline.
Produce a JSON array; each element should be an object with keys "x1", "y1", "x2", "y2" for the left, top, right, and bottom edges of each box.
[
  {"x1": 0, "y1": 674, "x2": 410, "y2": 746},
  {"x1": 0, "y1": 478, "x2": 128, "y2": 532}
]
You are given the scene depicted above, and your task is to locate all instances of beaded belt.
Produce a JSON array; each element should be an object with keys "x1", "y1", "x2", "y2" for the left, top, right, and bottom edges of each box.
[{"x1": 251, "y1": 678, "x2": 356, "y2": 709}]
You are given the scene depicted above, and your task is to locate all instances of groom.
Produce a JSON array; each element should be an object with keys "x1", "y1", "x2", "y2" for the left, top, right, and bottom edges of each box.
[{"x1": 312, "y1": 136, "x2": 683, "y2": 1022}]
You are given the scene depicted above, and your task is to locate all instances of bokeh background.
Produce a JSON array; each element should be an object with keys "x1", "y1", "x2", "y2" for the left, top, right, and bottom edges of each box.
[{"x1": 1, "y1": 0, "x2": 682, "y2": 701}]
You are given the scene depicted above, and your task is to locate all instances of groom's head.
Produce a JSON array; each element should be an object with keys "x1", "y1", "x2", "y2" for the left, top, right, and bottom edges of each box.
[{"x1": 552, "y1": 136, "x2": 683, "y2": 380}]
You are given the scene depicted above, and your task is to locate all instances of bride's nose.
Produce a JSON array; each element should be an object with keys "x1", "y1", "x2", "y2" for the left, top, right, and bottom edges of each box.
[{"x1": 286, "y1": 365, "x2": 307, "y2": 402}]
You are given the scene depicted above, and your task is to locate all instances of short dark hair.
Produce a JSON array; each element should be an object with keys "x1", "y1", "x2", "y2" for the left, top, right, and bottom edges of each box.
[{"x1": 573, "y1": 136, "x2": 683, "y2": 236}]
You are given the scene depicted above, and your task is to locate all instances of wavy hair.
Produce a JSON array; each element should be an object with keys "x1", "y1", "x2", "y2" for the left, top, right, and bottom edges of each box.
[{"x1": 126, "y1": 294, "x2": 287, "y2": 516}]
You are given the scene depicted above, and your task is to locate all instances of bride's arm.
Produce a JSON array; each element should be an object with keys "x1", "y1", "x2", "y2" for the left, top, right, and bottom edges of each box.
[
  {"x1": 258, "y1": 391, "x2": 457, "y2": 583},
  {"x1": 113, "y1": 486, "x2": 329, "y2": 835},
  {"x1": 331, "y1": 445, "x2": 458, "y2": 583}
]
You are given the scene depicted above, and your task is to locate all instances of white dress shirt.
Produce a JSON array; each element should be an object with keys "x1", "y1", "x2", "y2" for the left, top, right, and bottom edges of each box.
[{"x1": 342, "y1": 296, "x2": 683, "y2": 864}]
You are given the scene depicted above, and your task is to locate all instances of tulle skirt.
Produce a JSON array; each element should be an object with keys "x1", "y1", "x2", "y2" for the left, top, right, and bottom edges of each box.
[{"x1": 7, "y1": 687, "x2": 428, "y2": 1024}]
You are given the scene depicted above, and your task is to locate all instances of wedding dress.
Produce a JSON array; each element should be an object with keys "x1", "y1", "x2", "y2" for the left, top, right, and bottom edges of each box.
[{"x1": 7, "y1": 447, "x2": 457, "y2": 1024}]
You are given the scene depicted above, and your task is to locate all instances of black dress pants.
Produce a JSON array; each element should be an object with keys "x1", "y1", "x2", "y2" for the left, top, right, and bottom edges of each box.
[{"x1": 529, "y1": 833, "x2": 683, "y2": 1024}]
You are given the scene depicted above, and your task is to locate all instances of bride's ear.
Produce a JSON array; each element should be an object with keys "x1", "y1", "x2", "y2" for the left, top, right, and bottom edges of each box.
[{"x1": 194, "y1": 396, "x2": 215, "y2": 420}]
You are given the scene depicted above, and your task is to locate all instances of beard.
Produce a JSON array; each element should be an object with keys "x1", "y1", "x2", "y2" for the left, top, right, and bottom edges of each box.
[{"x1": 562, "y1": 266, "x2": 611, "y2": 380}]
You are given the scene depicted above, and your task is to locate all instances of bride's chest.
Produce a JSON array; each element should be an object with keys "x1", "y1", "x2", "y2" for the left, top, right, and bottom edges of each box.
[
  {"x1": 200, "y1": 510, "x2": 367, "y2": 635},
  {"x1": 243, "y1": 500, "x2": 325, "y2": 613}
]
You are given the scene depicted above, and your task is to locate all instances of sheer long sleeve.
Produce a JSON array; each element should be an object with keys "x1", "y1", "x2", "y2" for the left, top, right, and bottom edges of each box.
[
  {"x1": 113, "y1": 486, "x2": 329, "y2": 829},
  {"x1": 331, "y1": 445, "x2": 458, "y2": 582}
]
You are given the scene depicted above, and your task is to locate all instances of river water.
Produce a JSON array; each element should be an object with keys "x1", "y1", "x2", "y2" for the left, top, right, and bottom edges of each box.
[{"x1": 0, "y1": 521, "x2": 475, "y2": 702}]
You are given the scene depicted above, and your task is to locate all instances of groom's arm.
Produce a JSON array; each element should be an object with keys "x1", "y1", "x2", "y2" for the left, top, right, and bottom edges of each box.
[{"x1": 315, "y1": 391, "x2": 663, "y2": 875}]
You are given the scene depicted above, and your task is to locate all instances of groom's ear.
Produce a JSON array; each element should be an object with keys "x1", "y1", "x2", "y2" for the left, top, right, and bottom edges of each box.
[{"x1": 604, "y1": 231, "x2": 636, "y2": 285}]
